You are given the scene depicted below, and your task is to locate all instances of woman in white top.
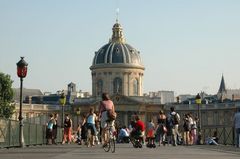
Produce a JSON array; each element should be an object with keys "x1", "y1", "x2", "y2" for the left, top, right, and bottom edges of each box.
[{"x1": 188, "y1": 113, "x2": 194, "y2": 145}]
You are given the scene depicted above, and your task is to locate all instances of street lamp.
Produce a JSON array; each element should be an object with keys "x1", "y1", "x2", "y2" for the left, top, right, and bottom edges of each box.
[
  {"x1": 195, "y1": 93, "x2": 202, "y2": 144},
  {"x1": 76, "y1": 108, "x2": 81, "y2": 126},
  {"x1": 59, "y1": 92, "x2": 66, "y2": 128},
  {"x1": 16, "y1": 57, "x2": 28, "y2": 147},
  {"x1": 195, "y1": 93, "x2": 202, "y2": 129}
]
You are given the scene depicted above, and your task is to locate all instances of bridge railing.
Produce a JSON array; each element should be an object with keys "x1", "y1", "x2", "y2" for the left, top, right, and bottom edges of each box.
[
  {"x1": 0, "y1": 118, "x2": 63, "y2": 148},
  {"x1": 202, "y1": 125, "x2": 235, "y2": 145}
]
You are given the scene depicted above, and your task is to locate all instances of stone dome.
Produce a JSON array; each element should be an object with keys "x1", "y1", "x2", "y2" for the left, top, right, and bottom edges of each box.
[
  {"x1": 90, "y1": 22, "x2": 144, "y2": 70},
  {"x1": 90, "y1": 21, "x2": 145, "y2": 97}
]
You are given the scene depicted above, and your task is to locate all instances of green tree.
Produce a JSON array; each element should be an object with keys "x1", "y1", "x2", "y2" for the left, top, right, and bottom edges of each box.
[{"x1": 0, "y1": 72, "x2": 15, "y2": 119}]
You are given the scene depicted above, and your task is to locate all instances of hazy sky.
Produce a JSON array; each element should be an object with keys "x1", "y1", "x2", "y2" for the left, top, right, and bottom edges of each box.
[{"x1": 0, "y1": 0, "x2": 240, "y2": 96}]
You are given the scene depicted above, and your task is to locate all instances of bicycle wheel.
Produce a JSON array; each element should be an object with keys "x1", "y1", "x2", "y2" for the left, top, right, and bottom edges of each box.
[
  {"x1": 103, "y1": 130, "x2": 110, "y2": 152},
  {"x1": 110, "y1": 138, "x2": 115, "y2": 153}
]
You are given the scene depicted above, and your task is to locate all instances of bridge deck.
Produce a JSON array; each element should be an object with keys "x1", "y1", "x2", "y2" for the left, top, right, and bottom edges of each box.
[{"x1": 0, "y1": 144, "x2": 239, "y2": 159}]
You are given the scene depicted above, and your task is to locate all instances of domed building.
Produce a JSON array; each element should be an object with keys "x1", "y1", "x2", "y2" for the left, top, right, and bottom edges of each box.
[
  {"x1": 73, "y1": 21, "x2": 162, "y2": 127},
  {"x1": 90, "y1": 21, "x2": 145, "y2": 97}
]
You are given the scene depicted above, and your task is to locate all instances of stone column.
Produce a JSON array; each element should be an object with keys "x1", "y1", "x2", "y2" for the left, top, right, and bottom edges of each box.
[
  {"x1": 91, "y1": 72, "x2": 96, "y2": 97},
  {"x1": 108, "y1": 72, "x2": 113, "y2": 94},
  {"x1": 123, "y1": 72, "x2": 128, "y2": 96},
  {"x1": 104, "y1": 72, "x2": 108, "y2": 93},
  {"x1": 128, "y1": 72, "x2": 131, "y2": 96},
  {"x1": 139, "y1": 73, "x2": 143, "y2": 96}
]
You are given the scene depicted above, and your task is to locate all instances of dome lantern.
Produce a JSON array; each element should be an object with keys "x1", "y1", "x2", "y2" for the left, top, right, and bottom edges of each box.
[{"x1": 111, "y1": 22, "x2": 125, "y2": 43}]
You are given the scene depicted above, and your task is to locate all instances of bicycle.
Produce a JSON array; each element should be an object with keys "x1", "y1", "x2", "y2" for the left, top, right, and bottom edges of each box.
[{"x1": 103, "y1": 121, "x2": 116, "y2": 153}]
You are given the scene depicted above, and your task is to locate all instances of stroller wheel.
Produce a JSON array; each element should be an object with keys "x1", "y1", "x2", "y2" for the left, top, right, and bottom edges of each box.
[
  {"x1": 137, "y1": 141, "x2": 142, "y2": 148},
  {"x1": 133, "y1": 144, "x2": 138, "y2": 148},
  {"x1": 146, "y1": 143, "x2": 150, "y2": 147}
]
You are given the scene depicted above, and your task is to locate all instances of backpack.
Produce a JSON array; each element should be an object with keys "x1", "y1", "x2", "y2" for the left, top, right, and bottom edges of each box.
[
  {"x1": 172, "y1": 113, "x2": 180, "y2": 125},
  {"x1": 107, "y1": 109, "x2": 117, "y2": 121}
]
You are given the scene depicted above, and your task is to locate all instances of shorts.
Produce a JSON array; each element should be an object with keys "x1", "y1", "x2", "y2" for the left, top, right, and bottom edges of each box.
[{"x1": 100, "y1": 111, "x2": 114, "y2": 128}]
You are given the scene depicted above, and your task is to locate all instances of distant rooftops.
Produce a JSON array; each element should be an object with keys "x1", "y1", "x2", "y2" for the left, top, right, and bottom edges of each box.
[{"x1": 13, "y1": 88, "x2": 43, "y2": 102}]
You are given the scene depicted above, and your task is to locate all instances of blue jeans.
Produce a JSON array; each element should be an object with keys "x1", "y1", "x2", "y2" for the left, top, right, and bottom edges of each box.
[
  {"x1": 236, "y1": 128, "x2": 240, "y2": 148},
  {"x1": 206, "y1": 137, "x2": 218, "y2": 145},
  {"x1": 87, "y1": 123, "x2": 97, "y2": 136}
]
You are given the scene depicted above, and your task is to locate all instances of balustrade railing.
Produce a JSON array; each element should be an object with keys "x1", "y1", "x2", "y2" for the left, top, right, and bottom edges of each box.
[{"x1": 0, "y1": 118, "x2": 63, "y2": 148}]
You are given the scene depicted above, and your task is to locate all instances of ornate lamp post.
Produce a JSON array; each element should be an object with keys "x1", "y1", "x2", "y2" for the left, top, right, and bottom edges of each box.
[
  {"x1": 195, "y1": 93, "x2": 202, "y2": 144},
  {"x1": 76, "y1": 108, "x2": 81, "y2": 126},
  {"x1": 59, "y1": 92, "x2": 66, "y2": 128},
  {"x1": 195, "y1": 93, "x2": 202, "y2": 130},
  {"x1": 16, "y1": 57, "x2": 28, "y2": 147}
]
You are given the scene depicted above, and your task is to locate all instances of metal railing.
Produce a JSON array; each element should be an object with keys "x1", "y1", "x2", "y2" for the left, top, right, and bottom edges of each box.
[
  {"x1": 0, "y1": 118, "x2": 63, "y2": 148},
  {"x1": 202, "y1": 125, "x2": 235, "y2": 145}
]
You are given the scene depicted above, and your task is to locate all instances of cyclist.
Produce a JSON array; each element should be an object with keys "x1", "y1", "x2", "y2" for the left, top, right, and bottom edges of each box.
[{"x1": 98, "y1": 93, "x2": 116, "y2": 147}]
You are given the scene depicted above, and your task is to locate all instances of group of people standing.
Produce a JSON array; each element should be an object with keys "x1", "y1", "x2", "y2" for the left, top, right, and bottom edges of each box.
[
  {"x1": 46, "y1": 113, "x2": 73, "y2": 145},
  {"x1": 46, "y1": 113, "x2": 59, "y2": 145},
  {"x1": 45, "y1": 100, "x2": 198, "y2": 147},
  {"x1": 45, "y1": 93, "x2": 240, "y2": 148},
  {"x1": 145, "y1": 107, "x2": 199, "y2": 146}
]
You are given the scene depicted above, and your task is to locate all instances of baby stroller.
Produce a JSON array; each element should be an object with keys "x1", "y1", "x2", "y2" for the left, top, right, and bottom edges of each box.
[
  {"x1": 146, "y1": 129, "x2": 156, "y2": 148},
  {"x1": 130, "y1": 129, "x2": 144, "y2": 148}
]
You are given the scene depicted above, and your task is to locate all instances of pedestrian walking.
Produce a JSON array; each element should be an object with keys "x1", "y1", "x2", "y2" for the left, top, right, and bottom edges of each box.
[
  {"x1": 52, "y1": 113, "x2": 58, "y2": 144},
  {"x1": 169, "y1": 106, "x2": 180, "y2": 146},
  {"x1": 86, "y1": 107, "x2": 97, "y2": 147},
  {"x1": 156, "y1": 110, "x2": 167, "y2": 146},
  {"x1": 183, "y1": 114, "x2": 191, "y2": 145},
  {"x1": 80, "y1": 115, "x2": 87, "y2": 145},
  {"x1": 234, "y1": 108, "x2": 240, "y2": 148},
  {"x1": 62, "y1": 114, "x2": 72, "y2": 144},
  {"x1": 46, "y1": 114, "x2": 54, "y2": 145}
]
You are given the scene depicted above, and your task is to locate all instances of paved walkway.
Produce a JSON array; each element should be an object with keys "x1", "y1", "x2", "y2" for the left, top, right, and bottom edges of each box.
[{"x1": 0, "y1": 144, "x2": 239, "y2": 159}]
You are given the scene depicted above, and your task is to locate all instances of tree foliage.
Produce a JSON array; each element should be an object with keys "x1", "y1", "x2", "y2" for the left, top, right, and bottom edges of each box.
[{"x1": 0, "y1": 72, "x2": 15, "y2": 119}]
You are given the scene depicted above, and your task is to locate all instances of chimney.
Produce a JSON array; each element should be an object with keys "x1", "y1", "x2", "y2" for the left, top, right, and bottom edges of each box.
[{"x1": 232, "y1": 94, "x2": 235, "y2": 101}]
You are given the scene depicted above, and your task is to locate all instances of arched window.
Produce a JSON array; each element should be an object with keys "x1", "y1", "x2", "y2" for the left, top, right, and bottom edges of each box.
[
  {"x1": 133, "y1": 79, "x2": 138, "y2": 96},
  {"x1": 97, "y1": 79, "x2": 103, "y2": 96},
  {"x1": 113, "y1": 77, "x2": 122, "y2": 94}
]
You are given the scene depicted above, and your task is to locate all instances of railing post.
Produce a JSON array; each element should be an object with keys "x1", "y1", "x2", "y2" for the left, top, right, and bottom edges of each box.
[
  {"x1": 8, "y1": 120, "x2": 11, "y2": 147},
  {"x1": 43, "y1": 125, "x2": 46, "y2": 145},
  {"x1": 232, "y1": 126, "x2": 235, "y2": 146},
  {"x1": 29, "y1": 123, "x2": 31, "y2": 146},
  {"x1": 36, "y1": 124, "x2": 38, "y2": 145},
  {"x1": 223, "y1": 127, "x2": 226, "y2": 145}
]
